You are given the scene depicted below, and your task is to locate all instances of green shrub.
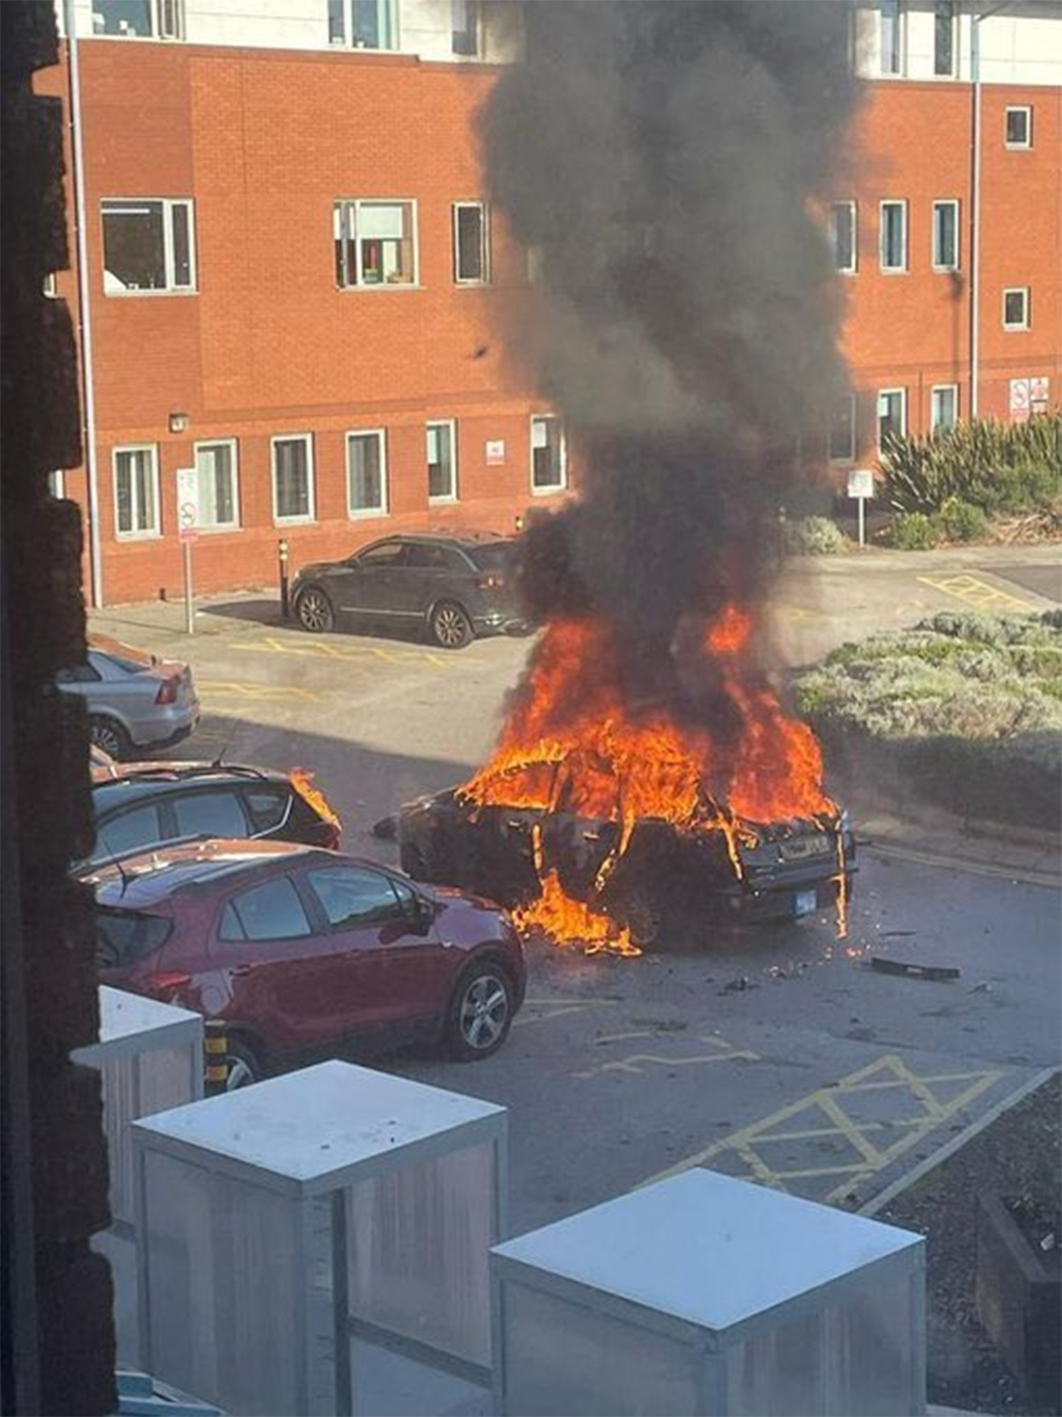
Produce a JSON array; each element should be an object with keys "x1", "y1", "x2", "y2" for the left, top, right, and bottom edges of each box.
[
  {"x1": 934, "y1": 497, "x2": 988, "y2": 543},
  {"x1": 891, "y1": 511, "x2": 938, "y2": 549},
  {"x1": 783, "y1": 516, "x2": 848, "y2": 556}
]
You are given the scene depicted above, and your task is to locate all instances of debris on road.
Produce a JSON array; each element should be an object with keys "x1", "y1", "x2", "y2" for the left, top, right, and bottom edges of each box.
[
  {"x1": 720, "y1": 976, "x2": 759, "y2": 994},
  {"x1": 372, "y1": 815, "x2": 397, "y2": 840},
  {"x1": 868, "y1": 957, "x2": 961, "y2": 982}
]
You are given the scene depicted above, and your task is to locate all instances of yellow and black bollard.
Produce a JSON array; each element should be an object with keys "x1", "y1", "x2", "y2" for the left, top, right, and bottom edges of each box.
[
  {"x1": 278, "y1": 538, "x2": 290, "y2": 618},
  {"x1": 204, "y1": 1021, "x2": 229, "y2": 1095}
]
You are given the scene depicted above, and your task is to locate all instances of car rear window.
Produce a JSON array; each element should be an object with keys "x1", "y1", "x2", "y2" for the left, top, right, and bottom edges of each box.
[
  {"x1": 95, "y1": 906, "x2": 172, "y2": 969},
  {"x1": 172, "y1": 790, "x2": 248, "y2": 841},
  {"x1": 96, "y1": 804, "x2": 163, "y2": 860},
  {"x1": 242, "y1": 788, "x2": 290, "y2": 833},
  {"x1": 97, "y1": 649, "x2": 155, "y2": 675},
  {"x1": 466, "y1": 543, "x2": 514, "y2": 571}
]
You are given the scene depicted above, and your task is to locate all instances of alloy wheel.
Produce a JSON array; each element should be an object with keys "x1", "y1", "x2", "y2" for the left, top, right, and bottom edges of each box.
[
  {"x1": 459, "y1": 973, "x2": 510, "y2": 1051},
  {"x1": 432, "y1": 603, "x2": 471, "y2": 649},
  {"x1": 297, "y1": 590, "x2": 331, "y2": 632}
]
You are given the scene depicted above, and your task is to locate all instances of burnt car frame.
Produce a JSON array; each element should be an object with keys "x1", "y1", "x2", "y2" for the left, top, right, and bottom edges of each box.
[{"x1": 398, "y1": 764, "x2": 855, "y2": 946}]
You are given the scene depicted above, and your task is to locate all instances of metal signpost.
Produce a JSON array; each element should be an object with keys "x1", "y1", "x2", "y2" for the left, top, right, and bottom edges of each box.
[
  {"x1": 847, "y1": 467, "x2": 875, "y2": 549},
  {"x1": 175, "y1": 467, "x2": 199, "y2": 635}
]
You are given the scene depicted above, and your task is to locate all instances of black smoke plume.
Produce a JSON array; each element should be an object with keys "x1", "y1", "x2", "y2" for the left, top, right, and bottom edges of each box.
[{"x1": 480, "y1": 1, "x2": 860, "y2": 721}]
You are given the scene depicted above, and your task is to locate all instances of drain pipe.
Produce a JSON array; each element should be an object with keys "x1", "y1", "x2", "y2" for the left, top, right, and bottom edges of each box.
[
  {"x1": 970, "y1": 2, "x2": 1013, "y2": 421},
  {"x1": 63, "y1": 0, "x2": 104, "y2": 607}
]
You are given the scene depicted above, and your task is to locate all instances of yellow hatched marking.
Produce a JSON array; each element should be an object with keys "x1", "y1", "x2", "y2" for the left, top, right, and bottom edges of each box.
[
  {"x1": 918, "y1": 573, "x2": 1036, "y2": 612},
  {"x1": 573, "y1": 1034, "x2": 758, "y2": 1080},
  {"x1": 642, "y1": 1053, "x2": 1004, "y2": 1202},
  {"x1": 234, "y1": 635, "x2": 454, "y2": 668},
  {"x1": 200, "y1": 681, "x2": 325, "y2": 702}
]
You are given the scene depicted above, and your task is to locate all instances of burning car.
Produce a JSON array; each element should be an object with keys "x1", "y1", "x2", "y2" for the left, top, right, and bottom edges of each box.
[{"x1": 398, "y1": 614, "x2": 855, "y2": 953}]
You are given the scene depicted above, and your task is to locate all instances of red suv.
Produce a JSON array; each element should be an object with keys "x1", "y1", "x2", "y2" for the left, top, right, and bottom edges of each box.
[{"x1": 92, "y1": 839, "x2": 526, "y2": 1086}]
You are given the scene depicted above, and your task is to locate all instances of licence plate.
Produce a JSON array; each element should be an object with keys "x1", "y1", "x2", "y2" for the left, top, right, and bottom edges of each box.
[{"x1": 795, "y1": 889, "x2": 817, "y2": 918}]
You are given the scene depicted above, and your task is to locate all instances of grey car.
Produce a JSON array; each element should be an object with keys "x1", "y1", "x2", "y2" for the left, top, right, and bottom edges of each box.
[{"x1": 57, "y1": 635, "x2": 200, "y2": 760}]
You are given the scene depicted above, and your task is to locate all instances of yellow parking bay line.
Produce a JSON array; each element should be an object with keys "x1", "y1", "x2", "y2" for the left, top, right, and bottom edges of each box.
[
  {"x1": 199, "y1": 681, "x2": 327, "y2": 703},
  {"x1": 232, "y1": 635, "x2": 454, "y2": 668},
  {"x1": 918, "y1": 572, "x2": 1037, "y2": 613},
  {"x1": 642, "y1": 1053, "x2": 1003, "y2": 1204}
]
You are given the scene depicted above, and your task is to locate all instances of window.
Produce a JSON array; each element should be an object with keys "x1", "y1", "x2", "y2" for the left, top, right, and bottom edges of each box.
[
  {"x1": 932, "y1": 201, "x2": 960, "y2": 271},
  {"x1": 531, "y1": 415, "x2": 566, "y2": 492},
  {"x1": 102, "y1": 199, "x2": 194, "y2": 294},
  {"x1": 526, "y1": 245, "x2": 544, "y2": 285},
  {"x1": 114, "y1": 445, "x2": 159, "y2": 537},
  {"x1": 347, "y1": 431, "x2": 387, "y2": 516},
  {"x1": 1005, "y1": 107, "x2": 1032, "y2": 149},
  {"x1": 95, "y1": 907, "x2": 172, "y2": 970},
  {"x1": 172, "y1": 790, "x2": 247, "y2": 841},
  {"x1": 879, "y1": 201, "x2": 907, "y2": 272},
  {"x1": 48, "y1": 470, "x2": 64, "y2": 498},
  {"x1": 452, "y1": 0, "x2": 480, "y2": 56},
  {"x1": 877, "y1": 389, "x2": 906, "y2": 449},
  {"x1": 306, "y1": 866, "x2": 406, "y2": 929},
  {"x1": 829, "y1": 203, "x2": 857, "y2": 275},
  {"x1": 157, "y1": 0, "x2": 185, "y2": 38},
  {"x1": 933, "y1": 1, "x2": 955, "y2": 76},
  {"x1": 931, "y1": 385, "x2": 958, "y2": 433},
  {"x1": 43, "y1": 273, "x2": 58, "y2": 297},
  {"x1": 219, "y1": 877, "x2": 313, "y2": 942},
  {"x1": 96, "y1": 805, "x2": 163, "y2": 860},
  {"x1": 357, "y1": 541, "x2": 406, "y2": 569},
  {"x1": 829, "y1": 395, "x2": 856, "y2": 462},
  {"x1": 427, "y1": 421, "x2": 457, "y2": 502},
  {"x1": 271, "y1": 435, "x2": 314, "y2": 522},
  {"x1": 453, "y1": 203, "x2": 490, "y2": 284},
  {"x1": 327, "y1": 0, "x2": 395, "y2": 48},
  {"x1": 333, "y1": 200, "x2": 416, "y2": 287},
  {"x1": 1003, "y1": 288, "x2": 1030, "y2": 330},
  {"x1": 879, "y1": 0, "x2": 903, "y2": 75},
  {"x1": 193, "y1": 440, "x2": 238, "y2": 529},
  {"x1": 93, "y1": 1, "x2": 184, "y2": 37},
  {"x1": 242, "y1": 788, "x2": 290, "y2": 833}
]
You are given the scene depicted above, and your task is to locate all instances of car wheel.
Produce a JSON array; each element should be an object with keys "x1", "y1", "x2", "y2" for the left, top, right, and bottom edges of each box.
[
  {"x1": 605, "y1": 883, "x2": 662, "y2": 947},
  {"x1": 225, "y1": 1037, "x2": 263, "y2": 1090},
  {"x1": 430, "y1": 600, "x2": 473, "y2": 650},
  {"x1": 446, "y1": 961, "x2": 514, "y2": 1061},
  {"x1": 89, "y1": 715, "x2": 132, "y2": 761},
  {"x1": 295, "y1": 587, "x2": 334, "y2": 634}
]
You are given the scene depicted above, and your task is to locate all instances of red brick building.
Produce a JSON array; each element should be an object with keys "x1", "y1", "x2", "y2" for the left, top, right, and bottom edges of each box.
[{"x1": 39, "y1": 1, "x2": 1061, "y2": 605}]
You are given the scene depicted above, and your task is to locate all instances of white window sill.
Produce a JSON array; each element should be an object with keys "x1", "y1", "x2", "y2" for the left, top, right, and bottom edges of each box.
[
  {"x1": 932, "y1": 265, "x2": 960, "y2": 274},
  {"x1": 104, "y1": 288, "x2": 198, "y2": 298},
  {"x1": 1004, "y1": 144, "x2": 1032, "y2": 152},
  {"x1": 1002, "y1": 324, "x2": 1029, "y2": 333},
  {"x1": 454, "y1": 280, "x2": 492, "y2": 289},
  {"x1": 337, "y1": 283, "x2": 422, "y2": 293},
  {"x1": 192, "y1": 523, "x2": 242, "y2": 535},
  {"x1": 836, "y1": 267, "x2": 857, "y2": 277},
  {"x1": 274, "y1": 515, "x2": 316, "y2": 526},
  {"x1": 879, "y1": 266, "x2": 908, "y2": 275},
  {"x1": 115, "y1": 530, "x2": 162, "y2": 541},
  {"x1": 349, "y1": 508, "x2": 389, "y2": 520},
  {"x1": 531, "y1": 482, "x2": 566, "y2": 497},
  {"x1": 428, "y1": 495, "x2": 459, "y2": 506}
]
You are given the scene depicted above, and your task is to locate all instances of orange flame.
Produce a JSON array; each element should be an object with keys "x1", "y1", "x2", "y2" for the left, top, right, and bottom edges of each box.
[
  {"x1": 290, "y1": 768, "x2": 342, "y2": 830},
  {"x1": 462, "y1": 608, "x2": 840, "y2": 953}
]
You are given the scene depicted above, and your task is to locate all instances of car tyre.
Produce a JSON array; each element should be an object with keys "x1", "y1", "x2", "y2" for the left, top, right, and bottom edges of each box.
[
  {"x1": 89, "y1": 714, "x2": 132, "y2": 762},
  {"x1": 225, "y1": 1036, "x2": 263, "y2": 1090},
  {"x1": 446, "y1": 960, "x2": 514, "y2": 1061},
  {"x1": 604, "y1": 882, "x2": 663, "y2": 948},
  {"x1": 430, "y1": 600, "x2": 473, "y2": 650},
  {"x1": 295, "y1": 586, "x2": 335, "y2": 634}
]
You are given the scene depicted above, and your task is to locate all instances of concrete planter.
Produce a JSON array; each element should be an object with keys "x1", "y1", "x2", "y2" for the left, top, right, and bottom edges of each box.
[{"x1": 975, "y1": 1191, "x2": 1061, "y2": 1408}]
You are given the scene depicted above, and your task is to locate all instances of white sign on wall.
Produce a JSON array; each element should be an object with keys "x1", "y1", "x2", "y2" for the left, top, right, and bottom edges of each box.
[
  {"x1": 1030, "y1": 376, "x2": 1050, "y2": 413},
  {"x1": 1009, "y1": 378, "x2": 1031, "y2": 423},
  {"x1": 176, "y1": 466, "x2": 200, "y2": 543},
  {"x1": 485, "y1": 440, "x2": 506, "y2": 466}
]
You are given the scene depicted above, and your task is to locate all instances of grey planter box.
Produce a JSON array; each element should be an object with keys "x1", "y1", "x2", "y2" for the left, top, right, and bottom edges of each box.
[
  {"x1": 133, "y1": 1060, "x2": 507, "y2": 1416},
  {"x1": 492, "y1": 1169, "x2": 926, "y2": 1416},
  {"x1": 976, "y1": 1190, "x2": 1061, "y2": 1407}
]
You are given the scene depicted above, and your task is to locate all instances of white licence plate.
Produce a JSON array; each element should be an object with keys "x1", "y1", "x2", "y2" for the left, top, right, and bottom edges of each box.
[{"x1": 795, "y1": 889, "x2": 817, "y2": 917}]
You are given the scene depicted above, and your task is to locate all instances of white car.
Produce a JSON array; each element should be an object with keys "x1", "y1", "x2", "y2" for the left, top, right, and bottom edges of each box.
[{"x1": 57, "y1": 635, "x2": 200, "y2": 761}]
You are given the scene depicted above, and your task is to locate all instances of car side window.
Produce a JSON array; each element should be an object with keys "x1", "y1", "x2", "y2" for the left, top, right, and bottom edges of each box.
[
  {"x1": 356, "y1": 542, "x2": 406, "y2": 569},
  {"x1": 172, "y1": 789, "x2": 248, "y2": 840},
  {"x1": 305, "y1": 866, "x2": 405, "y2": 929},
  {"x1": 404, "y1": 543, "x2": 446, "y2": 570},
  {"x1": 219, "y1": 877, "x2": 313, "y2": 942},
  {"x1": 95, "y1": 804, "x2": 163, "y2": 859},
  {"x1": 56, "y1": 661, "x2": 102, "y2": 684},
  {"x1": 242, "y1": 788, "x2": 289, "y2": 833}
]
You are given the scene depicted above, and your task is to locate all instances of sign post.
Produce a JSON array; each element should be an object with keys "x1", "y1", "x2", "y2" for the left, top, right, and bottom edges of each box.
[
  {"x1": 847, "y1": 467, "x2": 875, "y2": 549},
  {"x1": 175, "y1": 467, "x2": 199, "y2": 635}
]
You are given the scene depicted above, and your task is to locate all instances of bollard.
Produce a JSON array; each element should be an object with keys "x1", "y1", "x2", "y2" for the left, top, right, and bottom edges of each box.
[
  {"x1": 203, "y1": 1021, "x2": 229, "y2": 1095},
  {"x1": 278, "y1": 538, "x2": 290, "y2": 619}
]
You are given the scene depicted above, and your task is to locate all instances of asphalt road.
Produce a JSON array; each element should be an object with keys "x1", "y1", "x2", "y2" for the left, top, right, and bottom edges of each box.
[{"x1": 90, "y1": 545, "x2": 1062, "y2": 1233}]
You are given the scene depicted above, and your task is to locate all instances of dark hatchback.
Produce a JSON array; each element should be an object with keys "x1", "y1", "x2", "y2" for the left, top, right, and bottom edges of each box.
[
  {"x1": 291, "y1": 532, "x2": 529, "y2": 649},
  {"x1": 81, "y1": 761, "x2": 341, "y2": 871},
  {"x1": 92, "y1": 839, "x2": 526, "y2": 1084}
]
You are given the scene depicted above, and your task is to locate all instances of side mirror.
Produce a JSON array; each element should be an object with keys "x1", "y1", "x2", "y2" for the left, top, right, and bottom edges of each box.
[{"x1": 406, "y1": 894, "x2": 435, "y2": 932}]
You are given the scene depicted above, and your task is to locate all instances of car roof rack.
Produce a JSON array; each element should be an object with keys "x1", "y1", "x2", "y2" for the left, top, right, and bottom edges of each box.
[{"x1": 102, "y1": 763, "x2": 273, "y2": 785}]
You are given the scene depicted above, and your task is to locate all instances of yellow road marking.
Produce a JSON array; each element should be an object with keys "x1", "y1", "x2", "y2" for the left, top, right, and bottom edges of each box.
[
  {"x1": 513, "y1": 996, "x2": 617, "y2": 1028},
  {"x1": 642, "y1": 1053, "x2": 1003, "y2": 1203},
  {"x1": 918, "y1": 572, "x2": 1037, "y2": 612},
  {"x1": 233, "y1": 635, "x2": 458, "y2": 669},
  {"x1": 199, "y1": 681, "x2": 326, "y2": 702},
  {"x1": 573, "y1": 1033, "x2": 758, "y2": 1080}
]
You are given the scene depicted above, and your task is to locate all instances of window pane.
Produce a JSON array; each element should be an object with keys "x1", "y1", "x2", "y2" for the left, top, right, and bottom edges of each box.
[
  {"x1": 306, "y1": 867, "x2": 403, "y2": 929},
  {"x1": 932, "y1": 388, "x2": 957, "y2": 432},
  {"x1": 878, "y1": 392, "x2": 904, "y2": 443},
  {"x1": 880, "y1": 0, "x2": 901, "y2": 73},
  {"x1": 274, "y1": 440, "x2": 310, "y2": 518},
  {"x1": 881, "y1": 205, "x2": 905, "y2": 269},
  {"x1": 134, "y1": 450, "x2": 155, "y2": 531},
  {"x1": 452, "y1": 0, "x2": 479, "y2": 55},
  {"x1": 830, "y1": 204, "x2": 854, "y2": 273},
  {"x1": 934, "y1": 1, "x2": 954, "y2": 75},
  {"x1": 95, "y1": 907, "x2": 172, "y2": 969},
  {"x1": 348, "y1": 434, "x2": 384, "y2": 513},
  {"x1": 427, "y1": 424, "x2": 454, "y2": 499},
  {"x1": 225, "y1": 877, "x2": 312, "y2": 941},
  {"x1": 172, "y1": 790, "x2": 247, "y2": 840},
  {"x1": 933, "y1": 204, "x2": 957, "y2": 268},
  {"x1": 352, "y1": 0, "x2": 392, "y2": 49},
  {"x1": 171, "y1": 203, "x2": 192, "y2": 287},
  {"x1": 115, "y1": 454, "x2": 134, "y2": 534},
  {"x1": 1004, "y1": 291, "x2": 1027, "y2": 327},
  {"x1": 356, "y1": 202, "x2": 413, "y2": 285},
  {"x1": 358, "y1": 542, "x2": 405, "y2": 567},
  {"x1": 96, "y1": 805, "x2": 162, "y2": 860},
  {"x1": 1005, "y1": 109, "x2": 1030, "y2": 146},
  {"x1": 532, "y1": 416, "x2": 564, "y2": 489},
  {"x1": 94, "y1": 1, "x2": 153, "y2": 36},
  {"x1": 196, "y1": 443, "x2": 236, "y2": 527},
  {"x1": 455, "y1": 205, "x2": 485, "y2": 281},
  {"x1": 328, "y1": 0, "x2": 345, "y2": 43},
  {"x1": 103, "y1": 202, "x2": 166, "y2": 291},
  {"x1": 243, "y1": 789, "x2": 289, "y2": 832},
  {"x1": 829, "y1": 398, "x2": 855, "y2": 461}
]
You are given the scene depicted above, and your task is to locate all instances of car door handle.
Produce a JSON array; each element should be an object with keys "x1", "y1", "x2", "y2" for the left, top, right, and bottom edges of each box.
[{"x1": 229, "y1": 965, "x2": 254, "y2": 977}]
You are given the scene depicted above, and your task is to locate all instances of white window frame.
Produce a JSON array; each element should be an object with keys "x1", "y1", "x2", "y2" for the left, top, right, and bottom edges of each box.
[
  {"x1": 113, "y1": 443, "x2": 160, "y2": 539},
  {"x1": 327, "y1": 0, "x2": 397, "y2": 50},
  {"x1": 452, "y1": 202, "x2": 491, "y2": 285},
  {"x1": 829, "y1": 394, "x2": 857, "y2": 464},
  {"x1": 1004, "y1": 106, "x2": 1032, "y2": 150},
  {"x1": 931, "y1": 200, "x2": 960, "y2": 272},
  {"x1": 43, "y1": 272, "x2": 58, "y2": 297},
  {"x1": 333, "y1": 199, "x2": 419, "y2": 290},
  {"x1": 1002, "y1": 287, "x2": 1030, "y2": 331},
  {"x1": 879, "y1": 200, "x2": 907, "y2": 273},
  {"x1": 192, "y1": 438, "x2": 240, "y2": 530},
  {"x1": 829, "y1": 202, "x2": 857, "y2": 275},
  {"x1": 876, "y1": 388, "x2": 907, "y2": 451},
  {"x1": 530, "y1": 414, "x2": 567, "y2": 495},
  {"x1": 932, "y1": 0, "x2": 956, "y2": 77},
  {"x1": 427, "y1": 420, "x2": 458, "y2": 504},
  {"x1": 346, "y1": 429, "x2": 389, "y2": 518},
  {"x1": 931, "y1": 385, "x2": 959, "y2": 433},
  {"x1": 101, "y1": 197, "x2": 196, "y2": 296},
  {"x1": 91, "y1": 0, "x2": 184, "y2": 38},
  {"x1": 879, "y1": 0, "x2": 904, "y2": 76},
  {"x1": 270, "y1": 434, "x2": 315, "y2": 525},
  {"x1": 48, "y1": 469, "x2": 65, "y2": 498}
]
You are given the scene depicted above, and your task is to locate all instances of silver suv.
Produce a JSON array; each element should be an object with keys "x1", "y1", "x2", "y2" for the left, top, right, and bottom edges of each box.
[{"x1": 57, "y1": 635, "x2": 200, "y2": 760}]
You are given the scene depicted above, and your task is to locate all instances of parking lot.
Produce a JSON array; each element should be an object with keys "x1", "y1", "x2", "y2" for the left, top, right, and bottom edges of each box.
[{"x1": 90, "y1": 558, "x2": 1061, "y2": 1233}]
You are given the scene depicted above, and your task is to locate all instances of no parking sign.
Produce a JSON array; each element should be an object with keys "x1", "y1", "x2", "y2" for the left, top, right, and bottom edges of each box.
[{"x1": 176, "y1": 467, "x2": 199, "y2": 542}]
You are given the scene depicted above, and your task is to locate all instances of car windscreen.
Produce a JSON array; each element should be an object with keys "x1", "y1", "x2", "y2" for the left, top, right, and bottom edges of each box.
[
  {"x1": 466, "y1": 543, "x2": 514, "y2": 571},
  {"x1": 95, "y1": 905, "x2": 173, "y2": 969}
]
